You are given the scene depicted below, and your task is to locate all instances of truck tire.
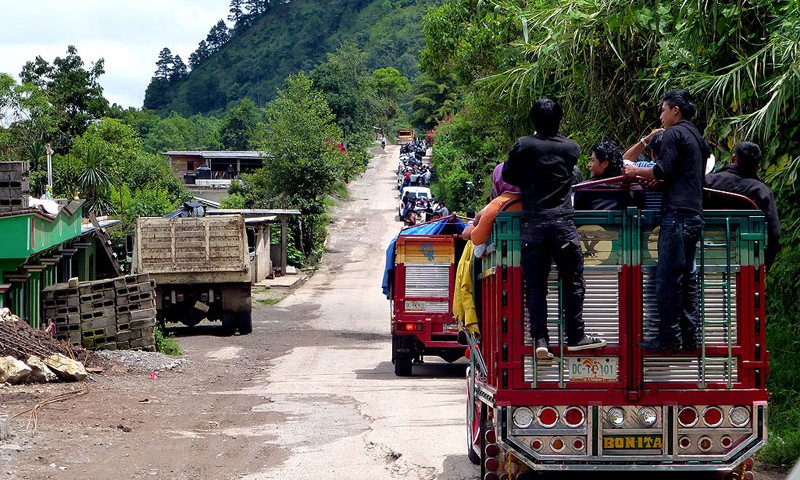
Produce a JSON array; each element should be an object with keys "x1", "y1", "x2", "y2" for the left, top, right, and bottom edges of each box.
[
  {"x1": 394, "y1": 353, "x2": 412, "y2": 376},
  {"x1": 238, "y1": 312, "x2": 253, "y2": 335},
  {"x1": 392, "y1": 334, "x2": 413, "y2": 376},
  {"x1": 221, "y1": 312, "x2": 237, "y2": 335}
]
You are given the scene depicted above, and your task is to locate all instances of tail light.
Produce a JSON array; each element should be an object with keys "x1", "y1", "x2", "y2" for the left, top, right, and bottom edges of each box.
[
  {"x1": 484, "y1": 474, "x2": 498, "y2": 480},
  {"x1": 678, "y1": 406, "x2": 699, "y2": 427},
  {"x1": 720, "y1": 436, "x2": 733, "y2": 448},
  {"x1": 572, "y1": 438, "x2": 585, "y2": 451},
  {"x1": 400, "y1": 322, "x2": 422, "y2": 332},
  {"x1": 698, "y1": 436, "x2": 713, "y2": 452},
  {"x1": 485, "y1": 457, "x2": 499, "y2": 471},
  {"x1": 702, "y1": 406, "x2": 723, "y2": 427},
  {"x1": 550, "y1": 437, "x2": 566, "y2": 453},
  {"x1": 512, "y1": 407, "x2": 533, "y2": 428},
  {"x1": 485, "y1": 430, "x2": 497, "y2": 443},
  {"x1": 729, "y1": 406, "x2": 750, "y2": 427},
  {"x1": 538, "y1": 407, "x2": 558, "y2": 428},
  {"x1": 678, "y1": 436, "x2": 691, "y2": 449},
  {"x1": 563, "y1": 407, "x2": 585, "y2": 427},
  {"x1": 637, "y1": 406, "x2": 658, "y2": 427},
  {"x1": 530, "y1": 439, "x2": 543, "y2": 450},
  {"x1": 606, "y1": 407, "x2": 625, "y2": 428}
]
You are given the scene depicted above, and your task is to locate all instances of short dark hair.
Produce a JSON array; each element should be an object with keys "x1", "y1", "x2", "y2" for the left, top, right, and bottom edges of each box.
[
  {"x1": 663, "y1": 89, "x2": 697, "y2": 120},
  {"x1": 530, "y1": 98, "x2": 562, "y2": 137},
  {"x1": 734, "y1": 141, "x2": 762, "y2": 177},
  {"x1": 592, "y1": 140, "x2": 624, "y2": 176},
  {"x1": 649, "y1": 131, "x2": 664, "y2": 157}
]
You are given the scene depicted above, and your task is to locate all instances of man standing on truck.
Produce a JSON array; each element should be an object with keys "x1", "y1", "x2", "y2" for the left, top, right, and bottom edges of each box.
[
  {"x1": 623, "y1": 89, "x2": 709, "y2": 351},
  {"x1": 705, "y1": 141, "x2": 781, "y2": 270},
  {"x1": 502, "y1": 98, "x2": 606, "y2": 359}
]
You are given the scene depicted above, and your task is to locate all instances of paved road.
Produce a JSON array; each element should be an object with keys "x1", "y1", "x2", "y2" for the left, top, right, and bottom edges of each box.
[{"x1": 243, "y1": 146, "x2": 477, "y2": 479}]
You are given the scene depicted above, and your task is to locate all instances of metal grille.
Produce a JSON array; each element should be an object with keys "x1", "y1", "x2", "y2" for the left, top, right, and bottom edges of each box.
[
  {"x1": 404, "y1": 264, "x2": 450, "y2": 297},
  {"x1": 643, "y1": 356, "x2": 738, "y2": 383},
  {"x1": 523, "y1": 267, "x2": 621, "y2": 345},
  {"x1": 641, "y1": 267, "x2": 738, "y2": 344}
]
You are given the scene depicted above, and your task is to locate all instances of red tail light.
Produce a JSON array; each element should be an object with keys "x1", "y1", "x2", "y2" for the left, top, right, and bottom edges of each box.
[
  {"x1": 485, "y1": 457, "x2": 499, "y2": 471},
  {"x1": 485, "y1": 430, "x2": 496, "y2": 443},
  {"x1": 702, "y1": 406, "x2": 723, "y2": 427},
  {"x1": 486, "y1": 443, "x2": 500, "y2": 456},
  {"x1": 484, "y1": 473, "x2": 498, "y2": 480},
  {"x1": 538, "y1": 407, "x2": 558, "y2": 428},
  {"x1": 564, "y1": 407, "x2": 585, "y2": 427},
  {"x1": 401, "y1": 322, "x2": 422, "y2": 332},
  {"x1": 572, "y1": 438, "x2": 585, "y2": 450},
  {"x1": 531, "y1": 439, "x2": 543, "y2": 450},
  {"x1": 678, "y1": 406, "x2": 698, "y2": 427}
]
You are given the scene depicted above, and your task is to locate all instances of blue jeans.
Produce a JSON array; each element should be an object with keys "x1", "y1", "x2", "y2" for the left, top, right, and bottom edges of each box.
[
  {"x1": 520, "y1": 217, "x2": 585, "y2": 344},
  {"x1": 656, "y1": 211, "x2": 704, "y2": 345}
]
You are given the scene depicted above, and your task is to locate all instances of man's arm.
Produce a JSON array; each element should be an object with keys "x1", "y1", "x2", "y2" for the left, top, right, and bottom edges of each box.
[
  {"x1": 623, "y1": 129, "x2": 663, "y2": 162},
  {"x1": 501, "y1": 141, "x2": 524, "y2": 186}
]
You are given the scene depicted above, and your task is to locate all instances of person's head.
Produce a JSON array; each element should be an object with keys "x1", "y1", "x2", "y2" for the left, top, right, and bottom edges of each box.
[
  {"x1": 589, "y1": 140, "x2": 624, "y2": 178},
  {"x1": 649, "y1": 131, "x2": 664, "y2": 160},
  {"x1": 660, "y1": 89, "x2": 696, "y2": 127},
  {"x1": 733, "y1": 141, "x2": 762, "y2": 177},
  {"x1": 530, "y1": 98, "x2": 563, "y2": 137},
  {"x1": 491, "y1": 163, "x2": 520, "y2": 197}
]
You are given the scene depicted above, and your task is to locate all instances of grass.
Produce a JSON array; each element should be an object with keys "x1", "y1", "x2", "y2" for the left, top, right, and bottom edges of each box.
[
  {"x1": 256, "y1": 298, "x2": 280, "y2": 306},
  {"x1": 154, "y1": 326, "x2": 181, "y2": 356}
]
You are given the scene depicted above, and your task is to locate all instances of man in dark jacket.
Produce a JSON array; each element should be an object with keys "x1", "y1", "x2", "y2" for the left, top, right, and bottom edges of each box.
[
  {"x1": 502, "y1": 98, "x2": 606, "y2": 359},
  {"x1": 705, "y1": 141, "x2": 781, "y2": 270},
  {"x1": 624, "y1": 89, "x2": 709, "y2": 352}
]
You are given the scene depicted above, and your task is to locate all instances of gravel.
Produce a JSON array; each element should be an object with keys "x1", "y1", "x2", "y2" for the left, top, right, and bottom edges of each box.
[{"x1": 95, "y1": 350, "x2": 187, "y2": 372}]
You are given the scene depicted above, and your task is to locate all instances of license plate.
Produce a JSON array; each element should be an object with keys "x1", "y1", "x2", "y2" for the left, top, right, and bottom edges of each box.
[
  {"x1": 603, "y1": 435, "x2": 663, "y2": 450},
  {"x1": 567, "y1": 357, "x2": 618, "y2": 382},
  {"x1": 405, "y1": 301, "x2": 425, "y2": 311},
  {"x1": 442, "y1": 323, "x2": 459, "y2": 333}
]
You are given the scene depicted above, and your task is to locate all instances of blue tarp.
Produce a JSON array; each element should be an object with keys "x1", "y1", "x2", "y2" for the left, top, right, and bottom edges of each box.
[{"x1": 381, "y1": 215, "x2": 467, "y2": 299}]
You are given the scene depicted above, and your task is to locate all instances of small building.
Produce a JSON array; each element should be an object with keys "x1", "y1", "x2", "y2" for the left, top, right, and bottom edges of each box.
[{"x1": 163, "y1": 151, "x2": 265, "y2": 184}]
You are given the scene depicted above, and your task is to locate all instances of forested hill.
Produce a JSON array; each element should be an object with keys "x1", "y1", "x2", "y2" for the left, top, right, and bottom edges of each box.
[{"x1": 144, "y1": 0, "x2": 438, "y2": 115}]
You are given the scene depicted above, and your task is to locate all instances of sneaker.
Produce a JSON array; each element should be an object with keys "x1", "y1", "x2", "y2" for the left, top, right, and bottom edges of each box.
[
  {"x1": 568, "y1": 335, "x2": 607, "y2": 352},
  {"x1": 534, "y1": 338, "x2": 553, "y2": 360},
  {"x1": 638, "y1": 339, "x2": 680, "y2": 353}
]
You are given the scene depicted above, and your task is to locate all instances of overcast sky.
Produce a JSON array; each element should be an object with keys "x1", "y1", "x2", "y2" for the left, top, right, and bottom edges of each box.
[{"x1": 0, "y1": 0, "x2": 231, "y2": 109}]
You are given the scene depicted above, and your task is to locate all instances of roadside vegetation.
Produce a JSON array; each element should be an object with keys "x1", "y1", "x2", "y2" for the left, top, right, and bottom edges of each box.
[{"x1": 154, "y1": 326, "x2": 181, "y2": 356}]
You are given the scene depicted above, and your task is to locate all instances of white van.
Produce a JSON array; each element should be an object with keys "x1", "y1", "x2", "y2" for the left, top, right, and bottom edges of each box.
[{"x1": 398, "y1": 186, "x2": 432, "y2": 219}]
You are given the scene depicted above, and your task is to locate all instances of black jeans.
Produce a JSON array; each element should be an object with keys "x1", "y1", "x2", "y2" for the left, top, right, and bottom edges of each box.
[
  {"x1": 655, "y1": 210, "x2": 704, "y2": 345},
  {"x1": 520, "y1": 217, "x2": 586, "y2": 345}
]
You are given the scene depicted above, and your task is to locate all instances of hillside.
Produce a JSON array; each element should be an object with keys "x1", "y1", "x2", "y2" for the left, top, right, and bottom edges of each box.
[{"x1": 144, "y1": 0, "x2": 438, "y2": 115}]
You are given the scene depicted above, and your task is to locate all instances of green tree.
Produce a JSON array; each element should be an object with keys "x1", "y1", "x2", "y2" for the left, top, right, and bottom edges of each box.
[
  {"x1": 247, "y1": 72, "x2": 343, "y2": 260},
  {"x1": 219, "y1": 98, "x2": 263, "y2": 150},
  {"x1": 371, "y1": 67, "x2": 411, "y2": 135},
  {"x1": 19, "y1": 45, "x2": 109, "y2": 153}
]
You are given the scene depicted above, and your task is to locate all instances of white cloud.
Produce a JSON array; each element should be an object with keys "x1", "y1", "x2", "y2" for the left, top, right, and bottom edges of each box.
[{"x1": 0, "y1": 0, "x2": 230, "y2": 108}]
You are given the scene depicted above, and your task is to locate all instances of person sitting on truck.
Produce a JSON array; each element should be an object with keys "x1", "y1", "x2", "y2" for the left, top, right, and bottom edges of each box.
[
  {"x1": 574, "y1": 140, "x2": 636, "y2": 210},
  {"x1": 502, "y1": 97, "x2": 607, "y2": 359},
  {"x1": 623, "y1": 89, "x2": 709, "y2": 352},
  {"x1": 704, "y1": 141, "x2": 781, "y2": 270},
  {"x1": 463, "y1": 163, "x2": 521, "y2": 254}
]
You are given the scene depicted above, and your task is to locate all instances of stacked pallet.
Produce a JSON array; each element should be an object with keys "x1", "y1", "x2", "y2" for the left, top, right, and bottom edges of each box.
[
  {"x1": 42, "y1": 284, "x2": 81, "y2": 345},
  {"x1": 114, "y1": 274, "x2": 157, "y2": 350},
  {"x1": 0, "y1": 161, "x2": 29, "y2": 213},
  {"x1": 42, "y1": 274, "x2": 158, "y2": 351}
]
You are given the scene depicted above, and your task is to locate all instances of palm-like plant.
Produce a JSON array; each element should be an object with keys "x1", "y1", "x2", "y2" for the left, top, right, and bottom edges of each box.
[{"x1": 77, "y1": 145, "x2": 113, "y2": 214}]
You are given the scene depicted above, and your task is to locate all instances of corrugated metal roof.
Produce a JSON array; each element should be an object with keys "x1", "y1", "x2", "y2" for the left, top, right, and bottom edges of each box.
[{"x1": 163, "y1": 151, "x2": 265, "y2": 159}]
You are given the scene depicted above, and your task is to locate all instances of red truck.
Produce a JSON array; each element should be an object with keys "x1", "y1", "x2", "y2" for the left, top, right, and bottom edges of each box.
[
  {"x1": 466, "y1": 188, "x2": 768, "y2": 480},
  {"x1": 383, "y1": 215, "x2": 469, "y2": 376}
]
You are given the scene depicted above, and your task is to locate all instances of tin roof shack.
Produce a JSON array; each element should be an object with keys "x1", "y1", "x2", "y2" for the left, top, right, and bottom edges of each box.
[
  {"x1": 164, "y1": 151, "x2": 265, "y2": 184},
  {"x1": 206, "y1": 209, "x2": 300, "y2": 284}
]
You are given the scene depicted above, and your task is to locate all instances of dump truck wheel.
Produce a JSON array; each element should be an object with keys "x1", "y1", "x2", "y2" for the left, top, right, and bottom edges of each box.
[
  {"x1": 238, "y1": 312, "x2": 253, "y2": 335},
  {"x1": 221, "y1": 312, "x2": 237, "y2": 335}
]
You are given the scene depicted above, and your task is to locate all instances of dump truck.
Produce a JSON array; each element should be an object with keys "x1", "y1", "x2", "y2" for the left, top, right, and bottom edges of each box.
[
  {"x1": 131, "y1": 214, "x2": 252, "y2": 334},
  {"x1": 465, "y1": 186, "x2": 768, "y2": 480}
]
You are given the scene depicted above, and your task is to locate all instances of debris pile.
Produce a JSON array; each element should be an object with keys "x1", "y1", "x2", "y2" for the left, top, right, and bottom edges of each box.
[
  {"x1": 43, "y1": 273, "x2": 158, "y2": 351},
  {"x1": 0, "y1": 308, "x2": 89, "y2": 384}
]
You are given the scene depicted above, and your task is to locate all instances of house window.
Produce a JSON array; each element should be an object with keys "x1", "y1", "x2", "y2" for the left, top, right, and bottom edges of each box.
[{"x1": 187, "y1": 161, "x2": 195, "y2": 171}]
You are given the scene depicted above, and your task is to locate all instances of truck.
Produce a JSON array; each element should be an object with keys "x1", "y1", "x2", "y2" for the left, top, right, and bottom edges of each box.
[
  {"x1": 465, "y1": 187, "x2": 768, "y2": 480},
  {"x1": 383, "y1": 215, "x2": 469, "y2": 376},
  {"x1": 131, "y1": 214, "x2": 252, "y2": 334},
  {"x1": 397, "y1": 129, "x2": 415, "y2": 145}
]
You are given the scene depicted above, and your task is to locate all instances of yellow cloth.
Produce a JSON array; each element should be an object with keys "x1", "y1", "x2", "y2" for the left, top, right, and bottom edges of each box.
[{"x1": 453, "y1": 241, "x2": 479, "y2": 336}]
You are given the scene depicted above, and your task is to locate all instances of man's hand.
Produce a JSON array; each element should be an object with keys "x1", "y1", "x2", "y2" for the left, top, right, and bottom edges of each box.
[{"x1": 623, "y1": 163, "x2": 638, "y2": 179}]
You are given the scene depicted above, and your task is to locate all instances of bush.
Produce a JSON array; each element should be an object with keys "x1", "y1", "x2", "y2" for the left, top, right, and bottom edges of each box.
[{"x1": 154, "y1": 326, "x2": 181, "y2": 356}]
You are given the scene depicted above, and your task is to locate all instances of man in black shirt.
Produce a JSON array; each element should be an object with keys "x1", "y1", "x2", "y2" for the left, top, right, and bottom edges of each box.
[
  {"x1": 624, "y1": 89, "x2": 709, "y2": 352},
  {"x1": 705, "y1": 141, "x2": 781, "y2": 270},
  {"x1": 503, "y1": 98, "x2": 606, "y2": 359}
]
